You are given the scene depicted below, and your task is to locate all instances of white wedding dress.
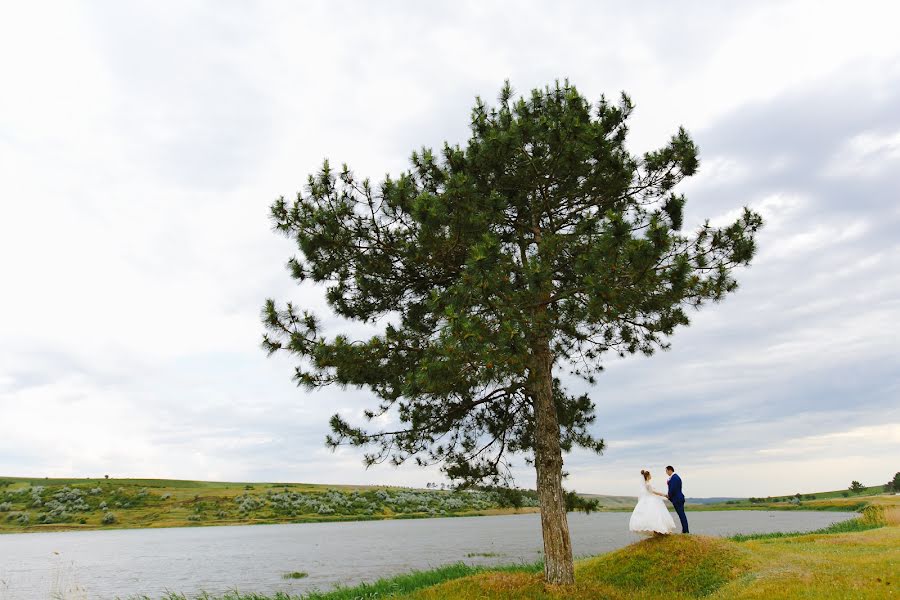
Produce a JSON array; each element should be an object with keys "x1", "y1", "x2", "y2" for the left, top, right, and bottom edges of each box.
[{"x1": 629, "y1": 478, "x2": 677, "y2": 534}]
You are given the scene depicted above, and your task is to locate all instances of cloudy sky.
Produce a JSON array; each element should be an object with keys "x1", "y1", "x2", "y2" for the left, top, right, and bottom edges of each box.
[{"x1": 1, "y1": 1, "x2": 898, "y2": 498}]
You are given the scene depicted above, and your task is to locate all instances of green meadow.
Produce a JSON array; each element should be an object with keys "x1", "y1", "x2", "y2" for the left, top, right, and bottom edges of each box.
[
  {"x1": 1, "y1": 476, "x2": 893, "y2": 534},
  {"x1": 0, "y1": 476, "x2": 547, "y2": 533}
]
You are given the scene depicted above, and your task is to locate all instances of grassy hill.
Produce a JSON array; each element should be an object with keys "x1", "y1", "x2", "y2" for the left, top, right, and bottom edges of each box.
[
  {"x1": 0, "y1": 476, "x2": 546, "y2": 533},
  {"x1": 1, "y1": 475, "x2": 893, "y2": 533},
  {"x1": 0, "y1": 476, "x2": 653, "y2": 533},
  {"x1": 578, "y1": 493, "x2": 637, "y2": 509},
  {"x1": 702, "y1": 483, "x2": 890, "y2": 511}
]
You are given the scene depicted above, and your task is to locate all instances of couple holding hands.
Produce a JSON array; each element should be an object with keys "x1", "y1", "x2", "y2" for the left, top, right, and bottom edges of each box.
[{"x1": 628, "y1": 465, "x2": 690, "y2": 535}]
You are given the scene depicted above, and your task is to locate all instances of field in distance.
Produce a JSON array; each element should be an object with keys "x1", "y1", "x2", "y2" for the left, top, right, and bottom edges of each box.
[
  {"x1": 0, "y1": 476, "x2": 550, "y2": 533},
  {"x1": 2, "y1": 476, "x2": 891, "y2": 534}
]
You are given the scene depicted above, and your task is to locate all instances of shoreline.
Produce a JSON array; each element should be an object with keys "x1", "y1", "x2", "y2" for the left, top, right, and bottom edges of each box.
[
  {"x1": 102, "y1": 499, "x2": 896, "y2": 600},
  {"x1": 0, "y1": 506, "x2": 544, "y2": 536},
  {"x1": 0, "y1": 503, "x2": 858, "y2": 536},
  {"x1": 0, "y1": 476, "x2": 885, "y2": 536}
]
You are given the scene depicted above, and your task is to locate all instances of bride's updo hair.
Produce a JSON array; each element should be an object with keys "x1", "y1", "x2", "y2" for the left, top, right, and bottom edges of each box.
[{"x1": 641, "y1": 469, "x2": 651, "y2": 481}]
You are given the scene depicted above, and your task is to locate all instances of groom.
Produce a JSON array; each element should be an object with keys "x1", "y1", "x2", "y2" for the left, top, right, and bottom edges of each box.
[{"x1": 666, "y1": 466, "x2": 689, "y2": 534}]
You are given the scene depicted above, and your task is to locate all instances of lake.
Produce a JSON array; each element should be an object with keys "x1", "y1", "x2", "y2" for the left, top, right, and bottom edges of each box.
[{"x1": 0, "y1": 510, "x2": 855, "y2": 600}]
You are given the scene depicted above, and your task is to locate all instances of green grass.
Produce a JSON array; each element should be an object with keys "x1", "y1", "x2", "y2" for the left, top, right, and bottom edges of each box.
[
  {"x1": 300, "y1": 562, "x2": 543, "y2": 600},
  {"x1": 729, "y1": 513, "x2": 884, "y2": 541},
  {"x1": 0, "y1": 476, "x2": 542, "y2": 534},
  {"x1": 704, "y1": 484, "x2": 888, "y2": 510},
  {"x1": 577, "y1": 534, "x2": 753, "y2": 598},
  {"x1": 123, "y1": 562, "x2": 543, "y2": 600}
]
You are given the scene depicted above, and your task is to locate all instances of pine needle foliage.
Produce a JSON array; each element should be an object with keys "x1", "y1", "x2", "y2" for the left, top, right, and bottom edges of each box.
[{"x1": 262, "y1": 80, "x2": 762, "y2": 583}]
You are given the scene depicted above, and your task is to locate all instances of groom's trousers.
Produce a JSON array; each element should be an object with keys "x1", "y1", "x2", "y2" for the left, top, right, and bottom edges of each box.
[{"x1": 673, "y1": 500, "x2": 689, "y2": 533}]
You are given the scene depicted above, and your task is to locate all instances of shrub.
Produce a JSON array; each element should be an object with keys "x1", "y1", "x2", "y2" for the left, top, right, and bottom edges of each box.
[
  {"x1": 494, "y1": 487, "x2": 525, "y2": 509},
  {"x1": 235, "y1": 494, "x2": 266, "y2": 513},
  {"x1": 102, "y1": 512, "x2": 117, "y2": 525},
  {"x1": 0, "y1": 502, "x2": 11, "y2": 512},
  {"x1": 564, "y1": 490, "x2": 600, "y2": 514}
]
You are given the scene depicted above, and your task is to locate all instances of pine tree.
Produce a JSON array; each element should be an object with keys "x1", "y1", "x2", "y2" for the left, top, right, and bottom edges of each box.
[{"x1": 263, "y1": 81, "x2": 762, "y2": 584}]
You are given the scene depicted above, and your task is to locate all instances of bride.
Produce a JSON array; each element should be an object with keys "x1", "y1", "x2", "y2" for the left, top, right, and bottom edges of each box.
[{"x1": 629, "y1": 469, "x2": 677, "y2": 535}]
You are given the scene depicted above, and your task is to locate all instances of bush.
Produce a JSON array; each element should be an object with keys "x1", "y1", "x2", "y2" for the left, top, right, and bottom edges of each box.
[
  {"x1": 494, "y1": 487, "x2": 525, "y2": 509},
  {"x1": 564, "y1": 490, "x2": 600, "y2": 514},
  {"x1": 102, "y1": 512, "x2": 117, "y2": 525},
  {"x1": 0, "y1": 502, "x2": 11, "y2": 512}
]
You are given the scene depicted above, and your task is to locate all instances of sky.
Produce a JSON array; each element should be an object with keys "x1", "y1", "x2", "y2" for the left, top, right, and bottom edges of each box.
[{"x1": 1, "y1": 1, "x2": 898, "y2": 498}]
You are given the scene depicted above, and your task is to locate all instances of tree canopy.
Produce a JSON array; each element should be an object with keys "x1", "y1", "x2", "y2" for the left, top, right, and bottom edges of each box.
[{"x1": 263, "y1": 80, "x2": 762, "y2": 583}]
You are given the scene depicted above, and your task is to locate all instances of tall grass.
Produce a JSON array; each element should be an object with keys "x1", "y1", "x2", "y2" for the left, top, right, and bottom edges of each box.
[
  {"x1": 301, "y1": 561, "x2": 542, "y2": 600},
  {"x1": 126, "y1": 561, "x2": 543, "y2": 600}
]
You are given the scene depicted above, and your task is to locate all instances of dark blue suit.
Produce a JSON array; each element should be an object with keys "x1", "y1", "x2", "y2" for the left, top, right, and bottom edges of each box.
[{"x1": 667, "y1": 473, "x2": 689, "y2": 533}]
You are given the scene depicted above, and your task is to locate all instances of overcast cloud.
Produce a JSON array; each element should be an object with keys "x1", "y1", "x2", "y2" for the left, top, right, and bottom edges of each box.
[{"x1": 1, "y1": 1, "x2": 898, "y2": 497}]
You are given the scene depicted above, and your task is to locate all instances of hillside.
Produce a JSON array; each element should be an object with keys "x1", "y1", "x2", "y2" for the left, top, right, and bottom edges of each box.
[
  {"x1": 703, "y1": 483, "x2": 890, "y2": 510},
  {"x1": 3, "y1": 476, "x2": 893, "y2": 534},
  {"x1": 0, "y1": 476, "x2": 542, "y2": 533}
]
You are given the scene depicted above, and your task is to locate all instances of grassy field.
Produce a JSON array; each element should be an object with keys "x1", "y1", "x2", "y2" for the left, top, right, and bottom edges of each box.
[
  {"x1": 0, "y1": 476, "x2": 549, "y2": 533},
  {"x1": 701, "y1": 483, "x2": 888, "y2": 510},
  {"x1": 578, "y1": 483, "x2": 892, "y2": 513},
  {"x1": 2, "y1": 476, "x2": 892, "y2": 533}
]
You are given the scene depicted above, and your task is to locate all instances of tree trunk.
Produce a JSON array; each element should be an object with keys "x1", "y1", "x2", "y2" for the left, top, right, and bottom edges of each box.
[{"x1": 531, "y1": 334, "x2": 575, "y2": 585}]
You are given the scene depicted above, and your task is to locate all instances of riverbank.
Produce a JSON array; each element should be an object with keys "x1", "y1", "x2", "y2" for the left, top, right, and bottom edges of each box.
[
  {"x1": 2, "y1": 476, "x2": 888, "y2": 534},
  {"x1": 0, "y1": 477, "x2": 549, "y2": 534},
  {"x1": 411, "y1": 501, "x2": 898, "y2": 599},
  {"x1": 144, "y1": 496, "x2": 898, "y2": 600}
]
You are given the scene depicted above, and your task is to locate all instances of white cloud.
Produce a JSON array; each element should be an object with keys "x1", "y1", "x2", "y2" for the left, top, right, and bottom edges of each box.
[
  {"x1": 758, "y1": 423, "x2": 900, "y2": 457},
  {"x1": 0, "y1": 1, "x2": 898, "y2": 497},
  {"x1": 824, "y1": 128, "x2": 900, "y2": 177}
]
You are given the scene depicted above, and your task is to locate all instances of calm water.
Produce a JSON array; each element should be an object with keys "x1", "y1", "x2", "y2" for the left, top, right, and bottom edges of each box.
[{"x1": 0, "y1": 510, "x2": 855, "y2": 600}]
